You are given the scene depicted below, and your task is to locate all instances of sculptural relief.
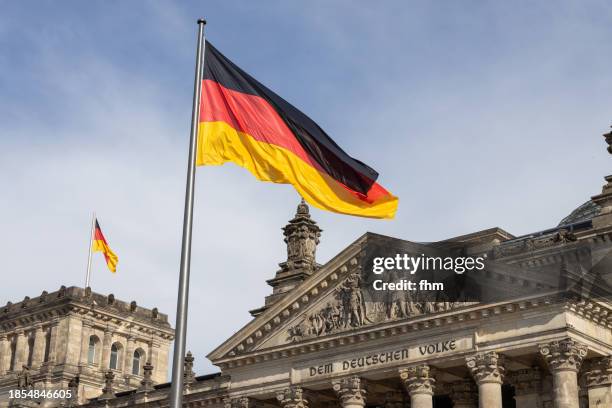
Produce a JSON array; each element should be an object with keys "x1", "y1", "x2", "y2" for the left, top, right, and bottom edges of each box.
[{"x1": 286, "y1": 271, "x2": 460, "y2": 342}]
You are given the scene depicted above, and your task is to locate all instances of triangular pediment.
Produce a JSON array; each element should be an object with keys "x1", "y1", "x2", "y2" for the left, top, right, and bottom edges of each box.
[{"x1": 208, "y1": 230, "x2": 583, "y2": 364}]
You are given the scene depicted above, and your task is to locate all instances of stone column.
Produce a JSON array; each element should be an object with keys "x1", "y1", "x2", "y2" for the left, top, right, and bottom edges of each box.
[
  {"x1": 539, "y1": 338, "x2": 587, "y2": 408},
  {"x1": 124, "y1": 335, "x2": 135, "y2": 374},
  {"x1": 508, "y1": 368, "x2": 542, "y2": 408},
  {"x1": 78, "y1": 321, "x2": 92, "y2": 365},
  {"x1": 584, "y1": 356, "x2": 612, "y2": 407},
  {"x1": 0, "y1": 335, "x2": 10, "y2": 374},
  {"x1": 450, "y1": 380, "x2": 478, "y2": 408},
  {"x1": 31, "y1": 326, "x2": 46, "y2": 369},
  {"x1": 13, "y1": 331, "x2": 28, "y2": 370},
  {"x1": 277, "y1": 386, "x2": 309, "y2": 408},
  {"x1": 400, "y1": 364, "x2": 435, "y2": 408},
  {"x1": 466, "y1": 351, "x2": 505, "y2": 408},
  {"x1": 332, "y1": 376, "x2": 367, "y2": 408},
  {"x1": 101, "y1": 330, "x2": 113, "y2": 369}
]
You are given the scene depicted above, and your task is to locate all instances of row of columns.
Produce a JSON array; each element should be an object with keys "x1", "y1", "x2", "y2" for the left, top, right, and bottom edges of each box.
[
  {"x1": 265, "y1": 338, "x2": 608, "y2": 408},
  {"x1": 0, "y1": 322, "x2": 58, "y2": 374}
]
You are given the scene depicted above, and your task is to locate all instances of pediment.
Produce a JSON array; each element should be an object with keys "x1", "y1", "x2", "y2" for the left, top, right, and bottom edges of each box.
[{"x1": 208, "y1": 232, "x2": 578, "y2": 364}]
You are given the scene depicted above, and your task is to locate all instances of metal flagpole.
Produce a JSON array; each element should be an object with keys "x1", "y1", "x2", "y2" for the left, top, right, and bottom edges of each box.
[
  {"x1": 169, "y1": 18, "x2": 206, "y2": 408},
  {"x1": 85, "y1": 211, "x2": 96, "y2": 288}
]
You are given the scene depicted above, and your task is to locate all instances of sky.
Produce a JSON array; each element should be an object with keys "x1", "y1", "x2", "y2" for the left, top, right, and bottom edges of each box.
[{"x1": 1, "y1": 1, "x2": 610, "y2": 375}]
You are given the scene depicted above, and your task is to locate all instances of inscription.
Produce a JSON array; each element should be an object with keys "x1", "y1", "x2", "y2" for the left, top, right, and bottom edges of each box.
[
  {"x1": 293, "y1": 336, "x2": 472, "y2": 382},
  {"x1": 309, "y1": 349, "x2": 409, "y2": 377},
  {"x1": 418, "y1": 340, "x2": 456, "y2": 355}
]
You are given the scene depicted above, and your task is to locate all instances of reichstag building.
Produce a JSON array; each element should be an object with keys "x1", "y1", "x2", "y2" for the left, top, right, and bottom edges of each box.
[{"x1": 0, "y1": 136, "x2": 611, "y2": 408}]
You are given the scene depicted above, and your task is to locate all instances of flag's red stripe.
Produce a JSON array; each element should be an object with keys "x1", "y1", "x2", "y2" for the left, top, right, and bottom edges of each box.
[
  {"x1": 200, "y1": 80, "x2": 393, "y2": 204},
  {"x1": 200, "y1": 80, "x2": 326, "y2": 172},
  {"x1": 94, "y1": 227, "x2": 108, "y2": 245}
]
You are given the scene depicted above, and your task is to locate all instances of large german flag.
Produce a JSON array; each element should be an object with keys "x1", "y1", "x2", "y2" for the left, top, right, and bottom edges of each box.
[{"x1": 196, "y1": 41, "x2": 398, "y2": 219}]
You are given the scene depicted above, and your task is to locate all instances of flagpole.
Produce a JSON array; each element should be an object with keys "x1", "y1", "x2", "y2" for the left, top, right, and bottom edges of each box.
[
  {"x1": 169, "y1": 18, "x2": 206, "y2": 408},
  {"x1": 85, "y1": 211, "x2": 96, "y2": 288}
]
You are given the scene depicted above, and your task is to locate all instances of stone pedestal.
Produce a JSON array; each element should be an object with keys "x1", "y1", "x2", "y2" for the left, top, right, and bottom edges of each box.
[
  {"x1": 277, "y1": 386, "x2": 309, "y2": 408},
  {"x1": 400, "y1": 364, "x2": 435, "y2": 408},
  {"x1": 585, "y1": 357, "x2": 612, "y2": 408},
  {"x1": 508, "y1": 368, "x2": 542, "y2": 408},
  {"x1": 466, "y1": 351, "x2": 505, "y2": 408},
  {"x1": 539, "y1": 338, "x2": 587, "y2": 408},
  {"x1": 450, "y1": 380, "x2": 478, "y2": 408},
  {"x1": 332, "y1": 376, "x2": 367, "y2": 408}
]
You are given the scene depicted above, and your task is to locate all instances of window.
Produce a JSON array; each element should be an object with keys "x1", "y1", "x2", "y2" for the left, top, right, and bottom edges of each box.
[
  {"x1": 43, "y1": 331, "x2": 50, "y2": 363},
  {"x1": 87, "y1": 336, "x2": 98, "y2": 365},
  {"x1": 110, "y1": 343, "x2": 120, "y2": 370},
  {"x1": 9, "y1": 341, "x2": 16, "y2": 371},
  {"x1": 26, "y1": 337, "x2": 34, "y2": 367},
  {"x1": 132, "y1": 350, "x2": 141, "y2": 375}
]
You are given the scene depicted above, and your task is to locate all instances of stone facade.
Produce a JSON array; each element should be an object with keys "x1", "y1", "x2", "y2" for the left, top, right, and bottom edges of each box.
[
  {"x1": 3, "y1": 135, "x2": 611, "y2": 408},
  {"x1": 0, "y1": 287, "x2": 174, "y2": 406}
]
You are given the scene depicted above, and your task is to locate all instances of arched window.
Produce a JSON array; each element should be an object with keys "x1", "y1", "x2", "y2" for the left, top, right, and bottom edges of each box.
[
  {"x1": 87, "y1": 336, "x2": 99, "y2": 365},
  {"x1": 132, "y1": 349, "x2": 143, "y2": 375},
  {"x1": 26, "y1": 337, "x2": 34, "y2": 367},
  {"x1": 9, "y1": 341, "x2": 16, "y2": 371},
  {"x1": 43, "y1": 331, "x2": 51, "y2": 363},
  {"x1": 110, "y1": 343, "x2": 122, "y2": 370}
]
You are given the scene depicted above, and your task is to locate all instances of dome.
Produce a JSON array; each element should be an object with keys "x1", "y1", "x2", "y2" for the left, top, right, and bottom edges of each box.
[{"x1": 558, "y1": 200, "x2": 601, "y2": 226}]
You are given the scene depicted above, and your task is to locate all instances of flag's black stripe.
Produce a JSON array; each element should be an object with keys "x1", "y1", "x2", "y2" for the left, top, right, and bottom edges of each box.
[{"x1": 203, "y1": 41, "x2": 378, "y2": 195}]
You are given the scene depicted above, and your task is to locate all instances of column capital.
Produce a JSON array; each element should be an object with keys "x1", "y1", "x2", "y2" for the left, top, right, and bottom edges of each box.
[
  {"x1": 466, "y1": 351, "x2": 505, "y2": 384},
  {"x1": 584, "y1": 356, "x2": 612, "y2": 387},
  {"x1": 332, "y1": 376, "x2": 367, "y2": 408},
  {"x1": 276, "y1": 386, "x2": 309, "y2": 408},
  {"x1": 399, "y1": 364, "x2": 435, "y2": 396},
  {"x1": 507, "y1": 367, "x2": 542, "y2": 396},
  {"x1": 449, "y1": 380, "x2": 477, "y2": 407},
  {"x1": 539, "y1": 338, "x2": 587, "y2": 372}
]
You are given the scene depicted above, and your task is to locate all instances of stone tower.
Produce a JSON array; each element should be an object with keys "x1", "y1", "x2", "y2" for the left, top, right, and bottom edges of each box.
[
  {"x1": 253, "y1": 200, "x2": 322, "y2": 314},
  {"x1": 0, "y1": 286, "x2": 174, "y2": 406}
]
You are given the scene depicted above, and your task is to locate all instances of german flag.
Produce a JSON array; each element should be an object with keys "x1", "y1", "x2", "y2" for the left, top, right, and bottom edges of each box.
[
  {"x1": 196, "y1": 41, "x2": 398, "y2": 219},
  {"x1": 92, "y1": 220, "x2": 118, "y2": 273}
]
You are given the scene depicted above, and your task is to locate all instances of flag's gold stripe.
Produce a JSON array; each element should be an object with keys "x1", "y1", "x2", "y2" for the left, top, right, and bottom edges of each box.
[
  {"x1": 197, "y1": 121, "x2": 398, "y2": 219},
  {"x1": 93, "y1": 239, "x2": 118, "y2": 273}
]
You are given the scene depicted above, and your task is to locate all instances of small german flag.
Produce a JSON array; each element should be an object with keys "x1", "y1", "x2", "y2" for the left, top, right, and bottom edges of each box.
[
  {"x1": 197, "y1": 41, "x2": 398, "y2": 219},
  {"x1": 92, "y1": 220, "x2": 118, "y2": 273}
]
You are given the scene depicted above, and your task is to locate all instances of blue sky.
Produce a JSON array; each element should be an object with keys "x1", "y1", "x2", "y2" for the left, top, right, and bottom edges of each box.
[{"x1": 1, "y1": 1, "x2": 611, "y2": 374}]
